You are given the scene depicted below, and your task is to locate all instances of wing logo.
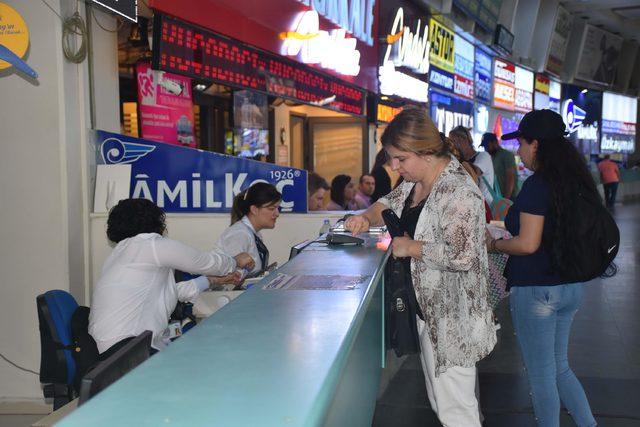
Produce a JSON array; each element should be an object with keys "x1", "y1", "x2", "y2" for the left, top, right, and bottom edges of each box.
[
  {"x1": 101, "y1": 137, "x2": 156, "y2": 165},
  {"x1": 562, "y1": 99, "x2": 587, "y2": 134}
]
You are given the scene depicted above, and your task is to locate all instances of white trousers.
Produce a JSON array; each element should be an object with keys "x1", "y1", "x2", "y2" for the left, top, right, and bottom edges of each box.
[{"x1": 417, "y1": 317, "x2": 482, "y2": 427}]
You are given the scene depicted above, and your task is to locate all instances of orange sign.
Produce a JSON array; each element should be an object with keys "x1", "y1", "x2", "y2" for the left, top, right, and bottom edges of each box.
[
  {"x1": 0, "y1": 2, "x2": 29, "y2": 71},
  {"x1": 377, "y1": 104, "x2": 402, "y2": 123}
]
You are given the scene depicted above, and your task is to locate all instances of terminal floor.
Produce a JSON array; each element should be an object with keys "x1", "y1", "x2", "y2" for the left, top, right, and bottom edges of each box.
[{"x1": 373, "y1": 201, "x2": 640, "y2": 427}]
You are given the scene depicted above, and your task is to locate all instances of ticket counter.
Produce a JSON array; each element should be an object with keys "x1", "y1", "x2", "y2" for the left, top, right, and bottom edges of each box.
[{"x1": 58, "y1": 232, "x2": 390, "y2": 426}]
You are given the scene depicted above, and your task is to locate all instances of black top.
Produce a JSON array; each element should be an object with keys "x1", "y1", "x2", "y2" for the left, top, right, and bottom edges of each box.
[
  {"x1": 400, "y1": 187, "x2": 426, "y2": 319},
  {"x1": 370, "y1": 166, "x2": 392, "y2": 203},
  {"x1": 504, "y1": 174, "x2": 563, "y2": 288}
]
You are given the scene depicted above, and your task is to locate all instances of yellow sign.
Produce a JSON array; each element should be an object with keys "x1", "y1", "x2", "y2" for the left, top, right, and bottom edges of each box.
[
  {"x1": 429, "y1": 19, "x2": 454, "y2": 74},
  {"x1": 377, "y1": 105, "x2": 402, "y2": 123},
  {"x1": 0, "y1": 2, "x2": 29, "y2": 71}
]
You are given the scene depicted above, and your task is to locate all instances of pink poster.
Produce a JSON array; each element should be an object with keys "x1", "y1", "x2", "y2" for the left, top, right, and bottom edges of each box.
[{"x1": 136, "y1": 62, "x2": 195, "y2": 148}]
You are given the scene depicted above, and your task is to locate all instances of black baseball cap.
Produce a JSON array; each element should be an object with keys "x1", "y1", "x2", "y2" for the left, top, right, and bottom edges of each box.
[
  {"x1": 501, "y1": 109, "x2": 567, "y2": 141},
  {"x1": 480, "y1": 133, "x2": 498, "y2": 147}
]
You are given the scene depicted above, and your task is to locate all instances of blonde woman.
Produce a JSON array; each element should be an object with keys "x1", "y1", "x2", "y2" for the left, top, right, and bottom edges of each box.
[{"x1": 346, "y1": 108, "x2": 496, "y2": 426}]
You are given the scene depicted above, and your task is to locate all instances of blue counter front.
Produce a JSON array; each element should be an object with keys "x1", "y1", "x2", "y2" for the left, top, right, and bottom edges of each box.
[{"x1": 58, "y1": 233, "x2": 390, "y2": 427}]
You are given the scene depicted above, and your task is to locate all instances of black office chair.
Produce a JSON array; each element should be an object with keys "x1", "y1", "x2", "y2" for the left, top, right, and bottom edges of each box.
[{"x1": 78, "y1": 330, "x2": 152, "y2": 405}]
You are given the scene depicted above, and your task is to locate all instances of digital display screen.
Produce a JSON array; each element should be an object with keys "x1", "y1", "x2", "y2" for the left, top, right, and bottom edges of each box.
[{"x1": 152, "y1": 14, "x2": 365, "y2": 116}]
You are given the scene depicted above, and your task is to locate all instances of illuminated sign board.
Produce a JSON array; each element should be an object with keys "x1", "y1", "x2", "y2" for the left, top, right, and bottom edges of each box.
[
  {"x1": 379, "y1": 61, "x2": 429, "y2": 102},
  {"x1": 534, "y1": 74, "x2": 550, "y2": 110},
  {"x1": 514, "y1": 66, "x2": 533, "y2": 112},
  {"x1": 474, "y1": 49, "x2": 492, "y2": 104},
  {"x1": 549, "y1": 79, "x2": 561, "y2": 113},
  {"x1": 429, "y1": 19, "x2": 455, "y2": 74},
  {"x1": 152, "y1": 14, "x2": 365, "y2": 116},
  {"x1": 383, "y1": 7, "x2": 430, "y2": 74},
  {"x1": 281, "y1": 10, "x2": 361, "y2": 76},
  {"x1": 493, "y1": 58, "x2": 515, "y2": 111},
  {"x1": 294, "y1": 0, "x2": 376, "y2": 46},
  {"x1": 453, "y1": 34, "x2": 474, "y2": 99},
  {"x1": 602, "y1": 92, "x2": 637, "y2": 153},
  {"x1": 377, "y1": 104, "x2": 403, "y2": 123},
  {"x1": 561, "y1": 84, "x2": 602, "y2": 155},
  {"x1": 429, "y1": 67, "x2": 454, "y2": 93},
  {"x1": 430, "y1": 90, "x2": 474, "y2": 136}
]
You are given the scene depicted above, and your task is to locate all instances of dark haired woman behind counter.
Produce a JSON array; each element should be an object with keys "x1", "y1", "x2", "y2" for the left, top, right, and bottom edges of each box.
[{"x1": 215, "y1": 183, "x2": 282, "y2": 278}]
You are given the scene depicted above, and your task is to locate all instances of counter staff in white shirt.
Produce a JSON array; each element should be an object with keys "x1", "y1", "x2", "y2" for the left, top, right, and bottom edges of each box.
[
  {"x1": 215, "y1": 183, "x2": 282, "y2": 279},
  {"x1": 89, "y1": 199, "x2": 255, "y2": 358}
]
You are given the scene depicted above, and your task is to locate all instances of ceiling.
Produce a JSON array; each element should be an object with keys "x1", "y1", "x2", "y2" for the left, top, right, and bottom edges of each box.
[{"x1": 561, "y1": 0, "x2": 640, "y2": 43}]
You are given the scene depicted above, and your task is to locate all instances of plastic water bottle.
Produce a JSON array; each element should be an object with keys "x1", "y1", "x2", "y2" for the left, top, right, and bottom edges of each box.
[{"x1": 319, "y1": 219, "x2": 331, "y2": 236}]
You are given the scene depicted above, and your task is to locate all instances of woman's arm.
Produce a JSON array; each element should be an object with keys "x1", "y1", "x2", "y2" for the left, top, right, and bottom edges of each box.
[
  {"x1": 152, "y1": 237, "x2": 237, "y2": 276},
  {"x1": 490, "y1": 212, "x2": 544, "y2": 256}
]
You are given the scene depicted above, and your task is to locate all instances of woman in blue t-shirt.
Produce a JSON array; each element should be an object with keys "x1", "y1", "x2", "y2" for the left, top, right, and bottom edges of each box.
[{"x1": 486, "y1": 110, "x2": 598, "y2": 427}]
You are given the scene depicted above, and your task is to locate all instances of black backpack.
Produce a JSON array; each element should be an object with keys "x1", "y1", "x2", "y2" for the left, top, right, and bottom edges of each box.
[{"x1": 559, "y1": 192, "x2": 620, "y2": 283}]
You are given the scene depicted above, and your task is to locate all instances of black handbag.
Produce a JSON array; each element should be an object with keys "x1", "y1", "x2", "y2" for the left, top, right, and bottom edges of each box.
[{"x1": 382, "y1": 208, "x2": 422, "y2": 356}]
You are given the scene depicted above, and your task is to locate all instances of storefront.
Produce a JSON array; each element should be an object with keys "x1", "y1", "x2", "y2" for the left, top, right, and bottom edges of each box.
[
  {"x1": 125, "y1": 0, "x2": 380, "y2": 184},
  {"x1": 561, "y1": 83, "x2": 602, "y2": 158}
]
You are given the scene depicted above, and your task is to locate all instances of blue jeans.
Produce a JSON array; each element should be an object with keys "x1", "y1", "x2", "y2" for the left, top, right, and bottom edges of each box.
[{"x1": 510, "y1": 284, "x2": 596, "y2": 427}]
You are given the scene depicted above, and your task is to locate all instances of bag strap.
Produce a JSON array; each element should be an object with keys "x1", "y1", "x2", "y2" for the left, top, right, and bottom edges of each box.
[{"x1": 482, "y1": 176, "x2": 500, "y2": 201}]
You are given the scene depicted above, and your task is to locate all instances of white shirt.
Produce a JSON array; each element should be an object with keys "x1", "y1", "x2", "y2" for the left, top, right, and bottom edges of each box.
[
  {"x1": 215, "y1": 216, "x2": 263, "y2": 275},
  {"x1": 89, "y1": 233, "x2": 236, "y2": 353},
  {"x1": 473, "y1": 151, "x2": 495, "y2": 204}
]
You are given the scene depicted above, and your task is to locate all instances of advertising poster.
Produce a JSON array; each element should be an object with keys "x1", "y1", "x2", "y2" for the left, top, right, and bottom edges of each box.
[
  {"x1": 136, "y1": 62, "x2": 196, "y2": 148},
  {"x1": 429, "y1": 90, "x2": 474, "y2": 137},
  {"x1": 493, "y1": 58, "x2": 516, "y2": 111},
  {"x1": 475, "y1": 49, "x2": 493, "y2": 105},
  {"x1": 549, "y1": 79, "x2": 561, "y2": 113},
  {"x1": 601, "y1": 92, "x2": 637, "y2": 153},
  {"x1": 561, "y1": 84, "x2": 602, "y2": 156},
  {"x1": 545, "y1": 5, "x2": 572, "y2": 76},
  {"x1": 575, "y1": 25, "x2": 623, "y2": 86},
  {"x1": 95, "y1": 130, "x2": 308, "y2": 213}
]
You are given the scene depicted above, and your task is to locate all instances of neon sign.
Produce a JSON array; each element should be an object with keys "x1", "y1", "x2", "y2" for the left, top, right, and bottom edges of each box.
[
  {"x1": 281, "y1": 10, "x2": 361, "y2": 76},
  {"x1": 383, "y1": 7, "x2": 430, "y2": 74},
  {"x1": 379, "y1": 61, "x2": 428, "y2": 102},
  {"x1": 294, "y1": 0, "x2": 376, "y2": 46}
]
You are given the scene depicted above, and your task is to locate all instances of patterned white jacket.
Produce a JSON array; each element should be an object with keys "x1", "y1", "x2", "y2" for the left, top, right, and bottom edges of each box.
[{"x1": 379, "y1": 156, "x2": 497, "y2": 375}]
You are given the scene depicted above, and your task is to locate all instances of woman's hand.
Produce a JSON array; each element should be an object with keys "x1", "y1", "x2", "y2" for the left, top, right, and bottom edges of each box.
[
  {"x1": 391, "y1": 236, "x2": 422, "y2": 258},
  {"x1": 344, "y1": 215, "x2": 370, "y2": 236},
  {"x1": 234, "y1": 253, "x2": 255, "y2": 271},
  {"x1": 207, "y1": 271, "x2": 243, "y2": 286}
]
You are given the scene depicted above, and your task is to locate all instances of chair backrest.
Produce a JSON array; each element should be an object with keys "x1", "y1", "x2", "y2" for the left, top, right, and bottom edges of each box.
[
  {"x1": 37, "y1": 290, "x2": 78, "y2": 386},
  {"x1": 78, "y1": 330, "x2": 152, "y2": 405}
]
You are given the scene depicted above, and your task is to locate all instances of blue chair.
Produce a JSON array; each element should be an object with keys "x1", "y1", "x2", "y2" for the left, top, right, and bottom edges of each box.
[{"x1": 37, "y1": 290, "x2": 78, "y2": 410}]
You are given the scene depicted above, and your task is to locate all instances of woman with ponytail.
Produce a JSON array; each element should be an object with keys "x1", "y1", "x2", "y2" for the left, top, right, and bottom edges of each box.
[
  {"x1": 215, "y1": 182, "x2": 282, "y2": 278},
  {"x1": 486, "y1": 110, "x2": 597, "y2": 427},
  {"x1": 345, "y1": 108, "x2": 496, "y2": 426}
]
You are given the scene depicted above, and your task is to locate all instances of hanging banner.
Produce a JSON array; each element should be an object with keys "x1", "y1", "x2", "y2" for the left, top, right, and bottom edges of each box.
[
  {"x1": 429, "y1": 19, "x2": 455, "y2": 74},
  {"x1": 545, "y1": 5, "x2": 571, "y2": 76},
  {"x1": 95, "y1": 130, "x2": 308, "y2": 213},
  {"x1": 575, "y1": 25, "x2": 623, "y2": 86},
  {"x1": 136, "y1": 63, "x2": 196, "y2": 148},
  {"x1": 474, "y1": 49, "x2": 492, "y2": 104},
  {"x1": 453, "y1": 34, "x2": 474, "y2": 99},
  {"x1": 493, "y1": 58, "x2": 515, "y2": 111}
]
